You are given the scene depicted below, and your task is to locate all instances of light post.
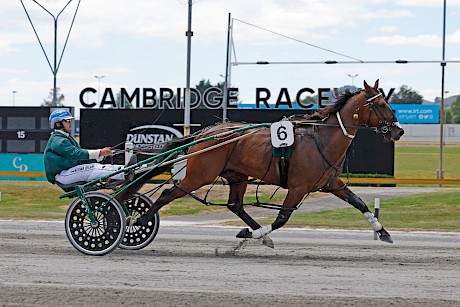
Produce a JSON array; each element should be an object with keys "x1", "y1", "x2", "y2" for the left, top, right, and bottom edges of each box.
[
  {"x1": 94, "y1": 75, "x2": 105, "y2": 103},
  {"x1": 183, "y1": 0, "x2": 193, "y2": 136},
  {"x1": 20, "y1": 0, "x2": 81, "y2": 107},
  {"x1": 12, "y1": 91, "x2": 17, "y2": 106},
  {"x1": 438, "y1": 0, "x2": 447, "y2": 180},
  {"x1": 347, "y1": 74, "x2": 359, "y2": 86}
]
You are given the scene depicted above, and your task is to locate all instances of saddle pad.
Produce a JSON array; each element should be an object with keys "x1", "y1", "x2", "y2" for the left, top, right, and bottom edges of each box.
[{"x1": 272, "y1": 146, "x2": 293, "y2": 158}]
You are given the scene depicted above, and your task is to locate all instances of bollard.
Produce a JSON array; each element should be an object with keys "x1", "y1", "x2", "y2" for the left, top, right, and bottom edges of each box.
[
  {"x1": 125, "y1": 142, "x2": 134, "y2": 165},
  {"x1": 373, "y1": 197, "x2": 380, "y2": 240}
]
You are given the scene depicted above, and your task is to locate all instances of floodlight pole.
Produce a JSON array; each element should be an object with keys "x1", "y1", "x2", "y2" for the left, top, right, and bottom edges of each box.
[
  {"x1": 438, "y1": 0, "x2": 447, "y2": 180},
  {"x1": 184, "y1": 0, "x2": 193, "y2": 136},
  {"x1": 20, "y1": 0, "x2": 81, "y2": 107},
  {"x1": 222, "y1": 13, "x2": 233, "y2": 120},
  {"x1": 12, "y1": 91, "x2": 17, "y2": 106},
  {"x1": 347, "y1": 74, "x2": 359, "y2": 86}
]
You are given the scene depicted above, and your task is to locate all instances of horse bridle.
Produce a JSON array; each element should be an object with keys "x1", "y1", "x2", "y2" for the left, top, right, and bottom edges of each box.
[{"x1": 361, "y1": 90, "x2": 400, "y2": 136}]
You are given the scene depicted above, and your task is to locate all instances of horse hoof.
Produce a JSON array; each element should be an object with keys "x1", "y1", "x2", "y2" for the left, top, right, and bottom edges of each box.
[
  {"x1": 133, "y1": 216, "x2": 148, "y2": 227},
  {"x1": 126, "y1": 216, "x2": 134, "y2": 227},
  {"x1": 380, "y1": 234, "x2": 393, "y2": 243},
  {"x1": 262, "y1": 236, "x2": 274, "y2": 249},
  {"x1": 378, "y1": 228, "x2": 393, "y2": 243},
  {"x1": 236, "y1": 228, "x2": 252, "y2": 239}
]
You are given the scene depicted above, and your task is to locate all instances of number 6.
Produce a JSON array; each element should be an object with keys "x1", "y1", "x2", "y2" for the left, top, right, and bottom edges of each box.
[{"x1": 277, "y1": 126, "x2": 287, "y2": 140}]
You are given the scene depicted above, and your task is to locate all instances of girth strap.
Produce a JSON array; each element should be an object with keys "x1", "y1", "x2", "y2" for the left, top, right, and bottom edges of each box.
[{"x1": 312, "y1": 132, "x2": 334, "y2": 168}]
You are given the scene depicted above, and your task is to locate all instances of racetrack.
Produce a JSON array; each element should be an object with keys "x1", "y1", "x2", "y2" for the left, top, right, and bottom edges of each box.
[{"x1": 1, "y1": 219, "x2": 459, "y2": 306}]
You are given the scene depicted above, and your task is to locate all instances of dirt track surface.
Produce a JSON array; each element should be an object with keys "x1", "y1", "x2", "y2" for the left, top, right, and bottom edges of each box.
[{"x1": 1, "y1": 219, "x2": 459, "y2": 307}]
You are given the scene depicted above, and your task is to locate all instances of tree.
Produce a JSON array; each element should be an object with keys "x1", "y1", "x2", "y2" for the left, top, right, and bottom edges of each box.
[
  {"x1": 446, "y1": 96, "x2": 460, "y2": 124},
  {"x1": 195, "y1": 79, "x2": 224, "y2": 93},
  {"x1": 389, "y1": 85, "x2": 423, "y2": 104},
  {"x1": 113, "y1": 91, "x2": 134, "y2": 109},
  {"x1": 300, "y1": 95, "x2": 315, "y2": 104},
  {"x1": 291, "y1": 94, "x2": 315, "y2": 108},
  {"x1": 42, "y1": 88, "x2": 65, "y2": 107},
  {"x1": 194, "y1": 79, "x2": 227, "y2": 109}
]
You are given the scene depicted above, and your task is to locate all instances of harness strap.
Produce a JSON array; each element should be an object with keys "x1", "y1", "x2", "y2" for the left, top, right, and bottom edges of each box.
[
  {"x1": 336, "y1": 112, "x2": 355, "y2": 139},
  {"x1": 278, "y1": 148, "x2": 289, "y2": 189},
  {"x1": 311, "y1": 126, "x2": 348, "y2": 190},
  {"x1": 367, "y1": 92, "x2": 382, "y2": 102},
  {"x1": 312, "y1": 132, "x2": 333, "y2": 168}
]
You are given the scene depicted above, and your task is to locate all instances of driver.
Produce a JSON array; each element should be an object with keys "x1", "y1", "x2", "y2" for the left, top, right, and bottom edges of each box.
[{"x1": 44, "y1": 109, "x2": 126, "y2": 186}]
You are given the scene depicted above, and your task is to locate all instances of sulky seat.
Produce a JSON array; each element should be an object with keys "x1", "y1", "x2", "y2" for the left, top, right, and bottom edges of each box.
[{"x1": 56, "y1": 181, "x2": 87, "y2": 192}]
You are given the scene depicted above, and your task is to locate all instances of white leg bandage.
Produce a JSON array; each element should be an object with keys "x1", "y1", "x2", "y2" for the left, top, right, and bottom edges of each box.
[
  {"x1": 364, "y1": 212, "x2": 382, "y2": 231},
  {"x1": 252, "y1": 225, "x2": 272, "y2": 239}
]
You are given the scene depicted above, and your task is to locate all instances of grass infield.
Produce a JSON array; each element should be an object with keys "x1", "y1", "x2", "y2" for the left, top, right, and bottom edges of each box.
[
  {"x1": 0, "y1": 181, "x2": 458, "y2": 231},
  {"x1": 0, "y1": 146, "x2": 459, "y2": 230}
]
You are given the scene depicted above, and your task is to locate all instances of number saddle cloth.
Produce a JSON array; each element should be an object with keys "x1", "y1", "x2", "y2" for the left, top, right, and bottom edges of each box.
[{"x1": 270, "y1": 120, "x2": 294, "y2": 189}]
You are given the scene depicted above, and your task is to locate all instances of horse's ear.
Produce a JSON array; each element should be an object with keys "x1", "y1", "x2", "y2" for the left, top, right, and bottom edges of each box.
[
  {"x1": 363, "y1": 80, "x2": 372, "y2": 92},
  {"x1": 373, "y1": 79, "x2": 379, "y2": 89}
]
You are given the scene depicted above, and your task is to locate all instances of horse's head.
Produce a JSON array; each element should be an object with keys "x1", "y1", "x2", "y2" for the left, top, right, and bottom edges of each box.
[{"x1": 354, "y1": 80, "x2": 404, "y2": 141}]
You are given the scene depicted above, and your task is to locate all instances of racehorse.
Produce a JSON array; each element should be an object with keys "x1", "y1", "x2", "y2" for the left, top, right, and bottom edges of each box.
[{"x1": 117, "y1": 80, "x2": 404, "y2": 246}]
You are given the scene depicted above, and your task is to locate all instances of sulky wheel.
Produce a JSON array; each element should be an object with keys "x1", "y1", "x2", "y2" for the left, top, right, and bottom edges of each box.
[
  {"x1": 65, "y1": 192, "x2": 126, "y2": 256},
  {"x1": 119, "y1": 193, "x2": 160, "y2": 250}
]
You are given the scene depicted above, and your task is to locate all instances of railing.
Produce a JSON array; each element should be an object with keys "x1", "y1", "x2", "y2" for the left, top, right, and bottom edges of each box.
[{"x1": 2, "y1": 171, "x2": 460, "y2": 186}]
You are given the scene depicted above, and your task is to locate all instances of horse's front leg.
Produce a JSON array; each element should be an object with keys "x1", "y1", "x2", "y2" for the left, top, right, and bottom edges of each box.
[{"x1": 325, "y1": 178, "x2": 393, "y2": 243}]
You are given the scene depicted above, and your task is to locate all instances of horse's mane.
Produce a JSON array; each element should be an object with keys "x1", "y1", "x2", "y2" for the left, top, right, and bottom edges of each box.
[{"x1": 303, "y1": 90, "x2": 359, "y2": 120}]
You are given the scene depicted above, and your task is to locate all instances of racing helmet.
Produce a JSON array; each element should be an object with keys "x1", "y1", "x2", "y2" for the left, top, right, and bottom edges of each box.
[{"x1": 49, "y1": 110, "x2": 74, "y2": 129}]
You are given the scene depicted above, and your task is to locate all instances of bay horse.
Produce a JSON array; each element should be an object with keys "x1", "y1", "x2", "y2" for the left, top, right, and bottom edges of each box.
[{"x1": 118, "y1": 80, "x2": 404, "y2": 246}]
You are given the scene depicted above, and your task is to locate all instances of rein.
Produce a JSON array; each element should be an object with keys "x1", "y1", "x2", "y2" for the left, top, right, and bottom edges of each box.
[
  {"x1": 133, "y1": 127, "x2": 266, "y2": 174},
  {"x1": 294, "y1": 120, "x2": 375, "y2": 131},
  {"x1": 293, "y1": 90, "x2": 396, "y2": 138}
]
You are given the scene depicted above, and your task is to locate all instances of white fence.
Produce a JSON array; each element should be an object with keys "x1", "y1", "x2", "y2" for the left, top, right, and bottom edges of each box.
[{"x1": 400, "y1": 124, "x2": 460, "y2": 143}]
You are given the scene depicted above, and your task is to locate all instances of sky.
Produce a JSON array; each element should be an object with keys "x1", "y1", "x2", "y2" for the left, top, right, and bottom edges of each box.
[{"x1": 1, "y1": 0, "x2": 460, "y2": 117}]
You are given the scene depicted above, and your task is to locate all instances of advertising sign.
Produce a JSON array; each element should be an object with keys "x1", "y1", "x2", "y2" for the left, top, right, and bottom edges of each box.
[
  {"x1": 0, "y1": 154, "x2": 46, "y2": 181},
  {"x1": 390, "y1": 104, "x2": 439, "y2": 124},
  {"x1": 126, "y1": 125, "x2": 183, "y2": 150}
]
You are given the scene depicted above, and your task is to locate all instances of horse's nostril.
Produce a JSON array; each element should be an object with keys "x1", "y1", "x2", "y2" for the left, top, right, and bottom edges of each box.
[{"x1": 399, "y1": 130, "x2": 405, "y2": 136}]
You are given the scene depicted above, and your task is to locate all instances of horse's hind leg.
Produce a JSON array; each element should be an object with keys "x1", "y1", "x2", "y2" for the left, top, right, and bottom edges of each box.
[
  {"x1": 134, "y1": 177, "x2": 206, "y2": 227},
  {"x1": 236, "y1": 187, "x2": 306, "y2": 243},
  {"x1": 224, "y1": 174, "x2": 262, "y2": 230},
  {"x1": 326, "y1": 178, "x2": 393, "y2": 243},
  {"x1": 223, "y1": 173, "x2": 276, "y2": 247}
]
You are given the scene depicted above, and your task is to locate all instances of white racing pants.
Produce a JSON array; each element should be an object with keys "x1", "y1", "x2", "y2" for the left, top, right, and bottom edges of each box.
[{"x1": 55, "y1": 163, "x2": 125, "y2": 185}]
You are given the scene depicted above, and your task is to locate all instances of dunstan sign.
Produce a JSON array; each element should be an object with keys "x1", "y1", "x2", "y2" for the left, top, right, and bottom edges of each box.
[{"x1": 126, "y1": 125, "x2": 183, "y2": 150}]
